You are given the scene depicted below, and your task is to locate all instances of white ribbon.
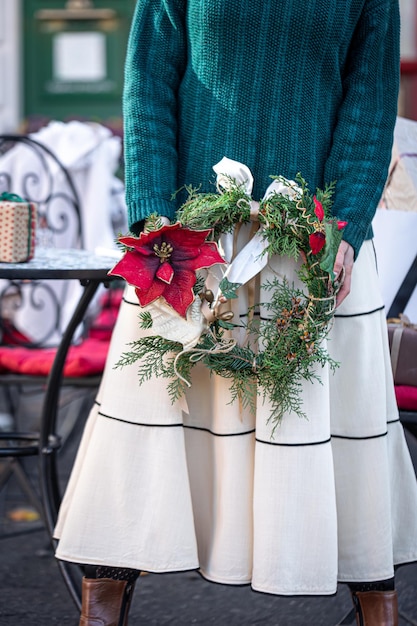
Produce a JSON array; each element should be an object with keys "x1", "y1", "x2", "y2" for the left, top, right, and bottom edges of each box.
[
  {"x1": 212, "y1": 157, "x2": 301, "y2": 292},
  {"x1": 213, "y1": 157, "x2": 254, "y2": 195}
]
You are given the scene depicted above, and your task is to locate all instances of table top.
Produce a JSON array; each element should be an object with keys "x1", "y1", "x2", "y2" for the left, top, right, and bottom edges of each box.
[{"x1": 0, "y1": 247, "x2": 121, "y2": 280}]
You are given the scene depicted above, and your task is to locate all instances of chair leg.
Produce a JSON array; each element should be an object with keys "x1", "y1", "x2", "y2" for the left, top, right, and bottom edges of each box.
[
  {"x1": 0, "y1": 458, "x2": 43, "y2": 517},
  {"x1": 9, "y1": 459, "x2": 44, "y2": 515}
]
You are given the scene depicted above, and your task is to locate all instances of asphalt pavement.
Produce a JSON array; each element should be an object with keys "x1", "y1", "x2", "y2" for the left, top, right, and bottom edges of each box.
[{"x1": 1, "y1": 522, "x2": 417, "y2": 626}]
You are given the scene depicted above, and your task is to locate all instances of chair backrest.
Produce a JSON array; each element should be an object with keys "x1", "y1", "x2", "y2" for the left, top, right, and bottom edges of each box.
[
  {"x1": 0, "y1": 134, "x2": 83, "y2": 250},
  {"x1": 0, "y1": 134, "x2": 85, "y2": 346},
  {"x1": 387, "y1": 254, "x2": 417, "y2": 319}
]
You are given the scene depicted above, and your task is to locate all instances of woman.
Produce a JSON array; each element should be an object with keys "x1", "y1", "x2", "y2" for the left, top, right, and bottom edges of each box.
[{"x1": 55, "y1": 1, "x2": 417, "y2": 625}]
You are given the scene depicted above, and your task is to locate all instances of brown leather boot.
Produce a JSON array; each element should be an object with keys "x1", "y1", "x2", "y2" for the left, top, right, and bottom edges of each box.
[
  {"x1": 351, "y1": 590, "x2": 398, "y2": 626},
  {"x1": 79, "y1": 577, "x2": 135, "y2": 626}
]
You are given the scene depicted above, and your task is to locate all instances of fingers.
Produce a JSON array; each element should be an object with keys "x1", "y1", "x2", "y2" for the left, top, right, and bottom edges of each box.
[
  {"x1": 335, "y1": 270, "x2": 351, "y2": 306},
  {"x1": 333, "y1": 241, "x2": 354, "y2": 307},
  {"x1": 333, "y1": 243, "x2": 346, "y2": 281}
]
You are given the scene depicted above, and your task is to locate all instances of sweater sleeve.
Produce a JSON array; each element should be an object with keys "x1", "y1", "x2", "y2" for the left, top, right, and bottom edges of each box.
[
  {"x1": 123, "y1": 0, "x2": 187, "y2": 230},
  {"x1": 323, "y1": 0, "x2": 400, "y2": 258}
]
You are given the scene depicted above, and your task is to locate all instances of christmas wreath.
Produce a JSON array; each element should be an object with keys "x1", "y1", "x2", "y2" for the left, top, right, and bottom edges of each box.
[{"x1": 109, "y1": 158, "x2": 347, "y2": 428}]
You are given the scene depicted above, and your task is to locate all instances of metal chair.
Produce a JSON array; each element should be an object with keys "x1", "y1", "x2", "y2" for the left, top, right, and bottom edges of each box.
[
  {"x1": 0, "y1": 133, "x2": 85, "y2": 345},
  {"x1": 0, "y1": 132, "x2": 126, "y2": 613},
  {"x1": 0, "y1": 135, "x2": 112, "y2": 536}
]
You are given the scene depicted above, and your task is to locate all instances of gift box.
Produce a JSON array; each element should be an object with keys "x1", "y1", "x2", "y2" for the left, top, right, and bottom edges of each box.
[{"x1": 0, "y1": 193, "x2": 37, "y2": 263}]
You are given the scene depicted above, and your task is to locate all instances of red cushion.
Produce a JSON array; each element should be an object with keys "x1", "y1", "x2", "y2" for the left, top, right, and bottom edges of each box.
[
  {"x1": 0, "y1": 337, "x2": 109, "y2": 377},
  {"x1": 395, "y1": 385, "x2": 417, "y2": 411},
  {"x1": 0, "y1": 289, "x2": 123, "y2": 377}
]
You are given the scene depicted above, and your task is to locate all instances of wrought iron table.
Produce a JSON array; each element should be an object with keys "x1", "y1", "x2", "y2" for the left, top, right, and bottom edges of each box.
[{"x1": 0, "y1": 247, "x2": 119, "y2": 609}]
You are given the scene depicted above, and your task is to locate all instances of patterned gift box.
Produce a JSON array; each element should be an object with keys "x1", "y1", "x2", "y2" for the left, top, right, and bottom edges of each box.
[{"x1": 0, "y1": 194, "x2": 37, "y2": 263}]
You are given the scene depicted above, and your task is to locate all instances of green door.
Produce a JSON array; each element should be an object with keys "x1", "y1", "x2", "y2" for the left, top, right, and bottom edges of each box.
[{"x1": 23, "y1": 0, "x2": 136, "y2": 127}]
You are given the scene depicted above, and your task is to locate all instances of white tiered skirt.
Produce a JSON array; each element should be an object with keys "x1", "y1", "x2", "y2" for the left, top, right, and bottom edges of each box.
[{"x1": 55, "y1": 240, "x2": 417, "y2": 595}]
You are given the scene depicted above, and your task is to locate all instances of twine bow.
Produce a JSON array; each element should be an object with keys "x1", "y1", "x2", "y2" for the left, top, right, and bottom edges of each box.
[
  {"x1": 173, "y1": 335, "x2": 237, "y2": 387},
  {"x1": 0, "y1": 192, "x2": 25, "y2": 203}
]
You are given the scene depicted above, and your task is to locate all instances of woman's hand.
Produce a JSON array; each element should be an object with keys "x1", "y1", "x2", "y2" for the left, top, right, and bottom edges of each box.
[{"x1": 333, "y1": 240, "x2": 354, "y2": 307}]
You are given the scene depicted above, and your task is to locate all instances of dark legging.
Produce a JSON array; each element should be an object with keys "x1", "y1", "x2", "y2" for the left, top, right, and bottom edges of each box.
[
  {"x1": 84, "y1": 564, "x2": 394, "y2": 593},
  {"x1": 348, "y1": 578, "x2": 395, "y2": 593},
  {"x1": 84, "y1": 565, "x2": 140, "y2": 585}
]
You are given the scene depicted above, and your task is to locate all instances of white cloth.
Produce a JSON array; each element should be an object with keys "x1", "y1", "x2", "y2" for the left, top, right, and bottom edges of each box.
[
  {"x1": 54, "y1": 240, "x2": 417, "y2": 595},
  {"x1": 380, "y1": 116, "x2": 417, "y2": 213},
  {"x1": 32, "y1": 121, "x2": 125, "y2": 252}
]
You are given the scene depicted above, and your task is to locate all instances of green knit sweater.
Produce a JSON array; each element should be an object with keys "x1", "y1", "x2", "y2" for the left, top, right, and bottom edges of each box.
[{"x1": 123, "y1": 0, "x2": 400, "y2": 258}]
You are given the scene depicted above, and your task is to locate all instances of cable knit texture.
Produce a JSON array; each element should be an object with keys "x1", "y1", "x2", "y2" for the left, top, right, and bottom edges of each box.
[{"x1": 123, "y1": 0, "x2": 400, "y2": 258}]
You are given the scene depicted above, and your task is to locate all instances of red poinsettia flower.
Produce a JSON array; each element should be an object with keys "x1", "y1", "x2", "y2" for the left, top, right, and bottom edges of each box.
[
  {"x1": 337, "y1": 220, "x2": 348, "y2": 230},
  {"x1": 109, "y1": 223, "x2": 225, "y2": 318}
]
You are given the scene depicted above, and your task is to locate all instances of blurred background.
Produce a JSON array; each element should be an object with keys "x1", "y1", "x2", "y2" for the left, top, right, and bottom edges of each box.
[{"x1": 0, "y1": 0, "x2": 136, "y2": 136}]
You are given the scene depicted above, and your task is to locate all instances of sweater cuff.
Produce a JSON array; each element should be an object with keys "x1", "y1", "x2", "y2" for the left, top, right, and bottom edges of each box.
[{"x1": 127, "y1": 197, "x2": 178, "y2": 231}]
